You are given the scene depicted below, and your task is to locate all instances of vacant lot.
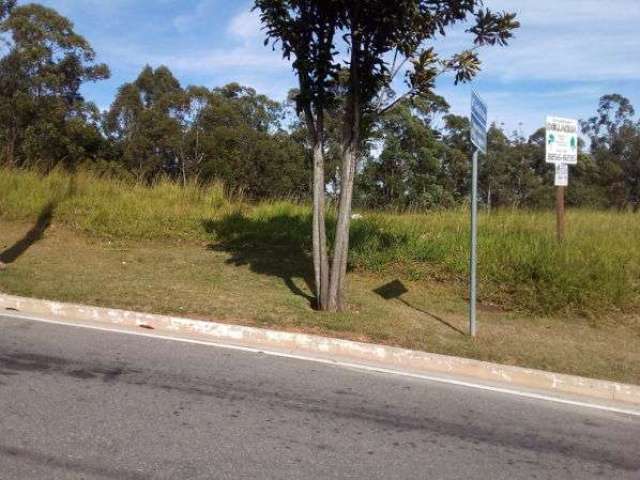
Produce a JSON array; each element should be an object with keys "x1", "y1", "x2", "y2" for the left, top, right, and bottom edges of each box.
[{"x1": 1, "y1": 169, "x2": 639, "y2": 383}]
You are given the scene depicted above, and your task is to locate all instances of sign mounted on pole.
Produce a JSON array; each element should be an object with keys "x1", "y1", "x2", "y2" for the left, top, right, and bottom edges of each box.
[
  {"x1": 471, "y1": 90, "x2": 488, "y2": 154},
  {"x1": 468, "y1": 90, "x2": 487, "y2": 338},
  {"x1": 546, "y1": 116, "x2": 578, "y2": 164},
  {"x1": 554, "y1": 163, "x2": 569, "y2": 187},
  {"x1": 546, "y1": 116, "x2": 577, "y2": 243}
]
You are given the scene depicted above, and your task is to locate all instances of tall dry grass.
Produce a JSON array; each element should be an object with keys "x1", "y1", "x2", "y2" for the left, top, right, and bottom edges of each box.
[{"x1": 1, "y1": 167, "x2": 638, "y2": 315}]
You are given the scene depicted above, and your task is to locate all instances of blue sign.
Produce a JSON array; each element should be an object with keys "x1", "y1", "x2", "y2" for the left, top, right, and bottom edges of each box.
[{"x1": 470, "y1": 90, "x2": 487, "y2": 154}]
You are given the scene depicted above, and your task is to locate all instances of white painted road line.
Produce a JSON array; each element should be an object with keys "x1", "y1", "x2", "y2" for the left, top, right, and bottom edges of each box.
[{"x1": 3, "y1": 311, "x2": 640, "y2": 418}]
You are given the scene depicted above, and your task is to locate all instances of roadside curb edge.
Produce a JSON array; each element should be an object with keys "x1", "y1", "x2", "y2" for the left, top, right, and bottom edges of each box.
[{"x1": 1, "y1": 292, "x2": 639, "y2": 408}]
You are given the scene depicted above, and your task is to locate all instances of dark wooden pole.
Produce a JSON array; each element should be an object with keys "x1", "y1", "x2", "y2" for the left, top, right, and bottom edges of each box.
[{"x1": 556, "y1": 186, "x2": 565, "y2": 242}]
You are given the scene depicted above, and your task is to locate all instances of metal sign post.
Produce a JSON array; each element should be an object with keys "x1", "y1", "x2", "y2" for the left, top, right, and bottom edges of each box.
[
  {"x1": 546, "y1": 117, "x2": 577, "y2": 242},
  {"x1": 554, "y1": 163, "x2": 569, "y2": 242},
  {"x1": 469, "y1": 149, "x2": 479, "y2": 337},
  {"x1": 469, "y1": 91, "x2": 487, "y2": 338},
  {"x1": 556, "y1": 184, "x2": 565, "y2": 242}
]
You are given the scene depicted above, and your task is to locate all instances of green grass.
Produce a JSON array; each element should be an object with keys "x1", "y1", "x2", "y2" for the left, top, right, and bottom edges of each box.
[
  {"x1": 1, "y1": 168, "x2": 639, "y2": 383},
  {"x1": 1, "y1": 219, "x2": 638, "y2": 384},
  {"x1": 2, "y1": 167, "x2": 638, "y2": 317}
]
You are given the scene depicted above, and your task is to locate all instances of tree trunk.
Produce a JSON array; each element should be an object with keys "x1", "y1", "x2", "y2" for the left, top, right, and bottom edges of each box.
[
  {"x1": 4, "y1": 125, "x2": 16, "y2": 167},
  {"x1": 304, "y1": 106, "x2": 330, "y2": 311},
  {"x1": 181, "y1": 152, "x2": 187, "y2": 187},
  {"x1": 328, "y1": 28, "x2": 361, "y2": 312},
  {"x1": 328, "y1": 142, "x2": 358, "y2": 311},
  {"x1": 312, "y1": 140, "x2": 330, "y2": 309}
]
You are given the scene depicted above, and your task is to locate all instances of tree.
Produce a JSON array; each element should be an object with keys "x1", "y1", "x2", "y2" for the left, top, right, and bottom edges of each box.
[
  {"x1": 441, "y1": 114, "x2": 472, "y2": 203},
  {"x1": 582, "y1": 94, "x2": 640, "y2": 210},
  {"x1": 358, "y1": 96, "x2": 450, "y2": 210},
  {"x1": 0, "y1": 3, "x2": 109, "y2": 169},
  {"x1": 479, "y1": 125, "x2": 545, "y2": 210},
  {"x1": 105, "y1": 65, "x2": 186, "y2": 180},
  {"x1": 176, "y1": 85, "x2": 209, "y2": 185},
  {"x1": 190, "y1": 83, "x2": 309, "y2": 197},
  {"x1": 329, "y1": 2, "x2": 519, "y2": 310},
  {"x1": 256, "y1": 0, "x2": 341, "y2": 310},
  {"x1": 257, "y1": 0, "x2": 519, "y2": 311},
  {"x1": 0, "y1": 0, "x2": 15, "y2": 20}
]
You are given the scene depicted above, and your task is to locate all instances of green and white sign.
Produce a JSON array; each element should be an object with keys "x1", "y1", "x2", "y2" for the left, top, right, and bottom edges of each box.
[{"x1": 546, "y1": 116, "x2": 578, "y2": 164}]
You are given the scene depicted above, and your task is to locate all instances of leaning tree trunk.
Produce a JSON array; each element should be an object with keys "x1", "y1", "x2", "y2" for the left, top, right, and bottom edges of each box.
[
  {"x1": 312, "y1": 135, "x2": 330, "y2": 310},
  {"x1": 306, "y1": 108, "x2": 330, "y2": 311},
  {"x1": 327, "y1": 31, "x2": 361, "y2": 312},
  {"x1": 328, "y1": 138, "x2": 358, "y2": 311}
]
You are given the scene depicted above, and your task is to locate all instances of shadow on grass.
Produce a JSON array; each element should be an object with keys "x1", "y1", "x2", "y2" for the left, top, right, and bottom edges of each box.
[
  {"x1": 374, "y1": 280, "x2": 466, "y2": 336},
  {"x1": 0, "y1": 202, "x2": 55, "y2": 265},
  {"x1": 203, "y1": 211, "x2": 437, "y2": 312},
  {"x1": 203, "y1": 212, "x2": 317, "y2": 308},
  {"x1": 0, "y1": 177, "x2": 75, "y2": 266}
]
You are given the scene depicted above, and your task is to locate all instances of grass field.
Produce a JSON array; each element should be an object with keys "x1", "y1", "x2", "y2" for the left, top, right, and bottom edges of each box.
[{"x1": 1, "y1": 168, "x2": 639, "y2": 383}]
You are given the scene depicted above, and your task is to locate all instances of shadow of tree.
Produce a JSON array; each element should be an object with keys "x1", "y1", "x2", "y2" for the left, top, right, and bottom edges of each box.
[
  {"x1": 203, "y1": 211, "x2": 431, "y2": 311},
  {"x1": 203, "y1": 212, "x2": 317, "y2": 308},
  {"x1": 0, "y1": 176, "x2": 75, "y2": 266},
  {"x1": 374, "y1": 279, "x2": 466, "y2": 336},
  {"x1": 0, "y1": 202, "x2": 55, "y2": 265}
]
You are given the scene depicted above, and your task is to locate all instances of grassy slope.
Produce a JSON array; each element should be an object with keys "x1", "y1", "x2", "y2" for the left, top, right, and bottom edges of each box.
[{"x1": 0, "y1": 169, "x2": 639, "y2": 383}]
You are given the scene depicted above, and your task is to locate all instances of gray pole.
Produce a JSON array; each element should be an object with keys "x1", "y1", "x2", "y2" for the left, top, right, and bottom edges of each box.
[{"x1": 469, "y1": 149, "x2": 478, "y2": 337}]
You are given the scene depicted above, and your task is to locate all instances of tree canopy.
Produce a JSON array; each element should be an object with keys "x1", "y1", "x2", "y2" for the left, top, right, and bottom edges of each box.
[
  {"x1": 0, "y1": 1, "x2": 637, "y2": 214},
  {"x1": 256, "y1": 0, "x2": 520, "y2": 311},
  {"x1": 0, "y1": 3, "x2": 109, "y2": 169}
]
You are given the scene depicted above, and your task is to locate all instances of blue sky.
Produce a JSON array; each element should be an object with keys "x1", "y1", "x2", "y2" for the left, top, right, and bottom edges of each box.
[{"x1": 39, "y1": 0, "x2": 640, "y2": 137}]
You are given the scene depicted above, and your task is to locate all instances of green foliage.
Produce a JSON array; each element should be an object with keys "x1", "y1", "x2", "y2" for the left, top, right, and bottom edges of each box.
[
  {"x1": 190, "y1": 83, "x2": 310, "y2": 198},
  {"x1": 0, "y1": 0, "x2": 16, "y2": 19},
  {"x1": 0, "y1": 168, "x2": 231, "y2": 240},
  {"x1": 356, "y1": 94, "x2": 640, "y2": 212},
  {"x1": 358, "y1": 97, "x2": 453, "y2": 209},
  {"x1": 2, "y1": 167, "x2": 639, "y2": 316},
  {"x1": 0, "y1": 3, "x2": 110, "y2": 169},
  {"x1": 105, "y1": 65, "x2": 186, "y2": 180},
  {"x1": 0, "y1": 3, "x2": 638, "y2": 213},
  {"x1": 582, "y1": 94, "x2": 640, "y2": 210}
]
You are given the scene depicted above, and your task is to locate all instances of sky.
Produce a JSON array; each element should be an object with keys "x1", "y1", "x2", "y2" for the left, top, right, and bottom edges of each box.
[{"x1": 37, "y1": 0, "x2": 640, "y2": 137}]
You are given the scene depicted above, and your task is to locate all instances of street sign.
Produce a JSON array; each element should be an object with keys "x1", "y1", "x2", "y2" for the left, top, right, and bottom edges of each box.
[
  {"x1": 546, "y1": 116, "x2": 578, "y2": 164},
  {"x1": 470, "y1": 90, "x2": 487, "y2": 154},
  {"x1": 554, "y1": 163, "x2": 569, "y2": 187},
  {"x1": 546, "y1": 116, "x2": 576, "y2": 242},
  {"x1": 468, "y1": 90, "x2": 487, "y2": 338}
]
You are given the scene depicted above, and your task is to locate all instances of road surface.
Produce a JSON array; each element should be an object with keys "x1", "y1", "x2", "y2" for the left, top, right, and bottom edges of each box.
[{"x1": 1, "y1": 314, "x2": 639, "y2": 479}]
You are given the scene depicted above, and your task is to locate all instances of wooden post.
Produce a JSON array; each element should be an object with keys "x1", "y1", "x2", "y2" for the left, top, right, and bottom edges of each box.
[{"x1": 556, "y1": 185, "x2": 565, "y2": 242}]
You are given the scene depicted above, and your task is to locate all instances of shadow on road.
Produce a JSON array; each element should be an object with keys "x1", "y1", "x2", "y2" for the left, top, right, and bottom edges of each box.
[{"x1": 0, "y1": 444, "x2": 150, "y2": 480}]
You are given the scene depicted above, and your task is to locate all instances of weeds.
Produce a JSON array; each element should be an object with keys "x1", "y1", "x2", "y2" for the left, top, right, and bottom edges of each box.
[{"x1": 1, "y1": 168, "x2": 639, "y2": 315}]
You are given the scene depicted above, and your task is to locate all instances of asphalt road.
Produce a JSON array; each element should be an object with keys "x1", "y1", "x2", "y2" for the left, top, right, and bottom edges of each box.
[{"x1": 1, "y1": 314, "x2": 639, "y2": 480}]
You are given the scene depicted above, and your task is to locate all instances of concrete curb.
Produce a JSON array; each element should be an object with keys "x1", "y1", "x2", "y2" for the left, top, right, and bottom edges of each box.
[{"x1": 1, "y1": 292, "x2": 639, "y2": 408}]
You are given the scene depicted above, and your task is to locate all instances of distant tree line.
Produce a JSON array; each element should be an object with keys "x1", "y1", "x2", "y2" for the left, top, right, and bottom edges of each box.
[{"x1": 1, "y1": 2, "x2": 639, "y2": 211}]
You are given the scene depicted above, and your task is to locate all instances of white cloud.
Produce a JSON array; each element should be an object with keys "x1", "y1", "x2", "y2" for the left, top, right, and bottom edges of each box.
[
  {"x1": 228, "y1": 10, "x2": 262, "y2": 40},
  {"x1": 493, "y1": 0, "x2": 640, "y2": 28},
  {"x1": 163, "y1": 47, "x2": 286, "y2": 72},
  {"x1": 42, "y1": 0, "x2": 640, "y2": 125},
  {"x1": 173, "y1": 0, "x2": 217, "y2": 33},
  {"x1": 421, "y1": 0, "x2": 640, "y2": 135},
  {"x1": 102, "y1": 40, "x2": 288, "y2": 74},
  {"x1": 479, "y1": 0, "x2": 640, "y2": 82}
]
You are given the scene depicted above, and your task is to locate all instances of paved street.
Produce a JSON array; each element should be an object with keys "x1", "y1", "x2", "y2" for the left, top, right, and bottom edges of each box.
[{"x1": 1, "y1": 314, "x2": 639, "y2": 479}]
